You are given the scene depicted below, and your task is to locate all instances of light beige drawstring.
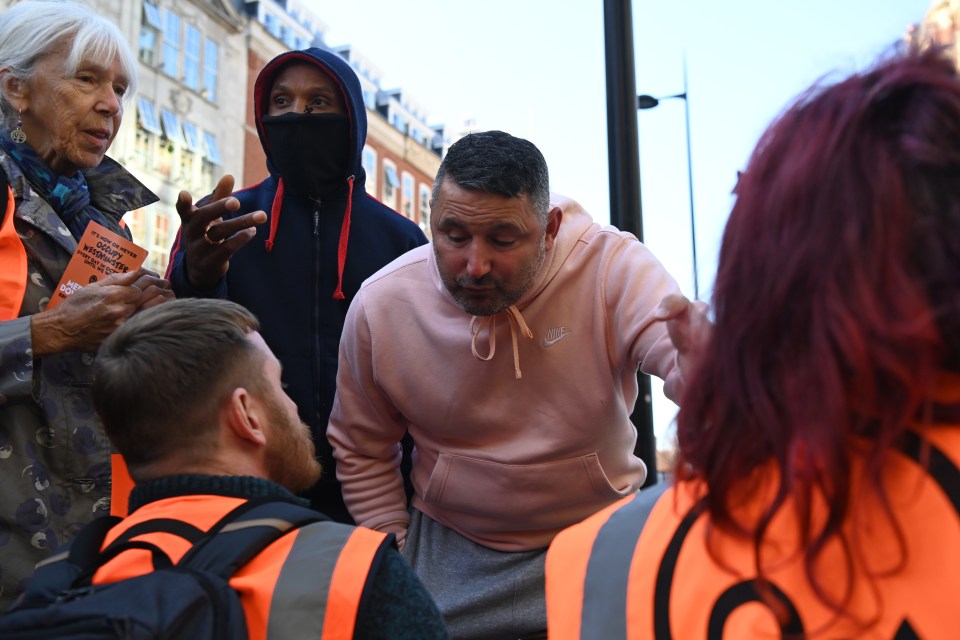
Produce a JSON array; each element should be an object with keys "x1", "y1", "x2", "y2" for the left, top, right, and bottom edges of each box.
[{"x1": 470, "y1": 305, "x2": 534, "y2": 379}]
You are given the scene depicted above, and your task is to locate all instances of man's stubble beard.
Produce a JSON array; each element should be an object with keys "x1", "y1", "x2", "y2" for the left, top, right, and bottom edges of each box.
[
  {"x1": 439, "y1": 235, "x2": 546, "y2": 317},
  {"x1": 264, "y1": 399, "x2": 323, "y2": 493}
]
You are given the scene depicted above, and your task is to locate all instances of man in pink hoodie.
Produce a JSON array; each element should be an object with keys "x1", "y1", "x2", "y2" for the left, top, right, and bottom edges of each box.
[{"x1": 328, "y1": 130, "x2": 701, "y2": 639}]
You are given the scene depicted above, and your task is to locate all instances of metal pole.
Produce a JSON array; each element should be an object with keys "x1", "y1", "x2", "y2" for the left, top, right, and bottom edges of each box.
[
  {"x1": 681, "y1": 54, "x2": 699, "y2": 300},
  {"x1": 604, "y1": 0, "x2": 641, "y2": 237},
  {"x1": 603, "y1": 0, "x2": 657, "y2": 487}
]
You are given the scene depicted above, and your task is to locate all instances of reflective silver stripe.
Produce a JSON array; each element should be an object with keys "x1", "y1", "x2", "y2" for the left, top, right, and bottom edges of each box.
[
  {"x1": 581, "y1": 487, "x2": 667, "y2": 639},
  {"x1": 34, "y1": 550, "x2": 69, "y2": 569},
  {"x1": 267, "y1": 521, "x2": 354, "y2": 638},
  {"x1": 220, "y1": 518, "x2": 293, "y2": 534}
]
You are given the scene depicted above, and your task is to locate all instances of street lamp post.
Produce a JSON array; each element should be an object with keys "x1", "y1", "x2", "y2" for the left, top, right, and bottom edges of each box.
[
  {"x1": 603, "y1": 0, "x2": 659, "y2": 488},
  {"x1": 637, "y1": 59, "x2": 699, "y2": 299}
]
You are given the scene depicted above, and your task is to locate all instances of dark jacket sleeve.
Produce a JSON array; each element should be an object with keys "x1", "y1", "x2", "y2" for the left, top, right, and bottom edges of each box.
[
  {"x1": 354, "y1": 547, "x2": 448, "y2": 639},
  {"x1": 166, "y1": 226, "x2": 228, "y2": 299}
]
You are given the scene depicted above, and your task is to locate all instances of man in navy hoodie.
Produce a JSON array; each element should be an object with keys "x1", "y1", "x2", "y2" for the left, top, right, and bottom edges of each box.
[{"x1": 166, "y1": 48, "x2": 427, "y2": 523}]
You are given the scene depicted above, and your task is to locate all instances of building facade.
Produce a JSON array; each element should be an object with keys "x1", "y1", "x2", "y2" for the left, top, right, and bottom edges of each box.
[
  {"x1": 0, "y1": 0, "x2": 450, "y2": 275},
  {"x1": 116, "y1": 0, "x2": 246, "y2": 274}
]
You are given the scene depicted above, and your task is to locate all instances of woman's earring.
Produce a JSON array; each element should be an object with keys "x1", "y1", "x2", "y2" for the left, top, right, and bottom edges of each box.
[{"x1": 11, "y1": 109, "x2": 26, "y2": 144}]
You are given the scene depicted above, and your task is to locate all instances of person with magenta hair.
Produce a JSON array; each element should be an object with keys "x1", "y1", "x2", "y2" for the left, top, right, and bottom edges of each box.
[{"x1": 547, "y1": 48, "x2": 960, "y2": 638}]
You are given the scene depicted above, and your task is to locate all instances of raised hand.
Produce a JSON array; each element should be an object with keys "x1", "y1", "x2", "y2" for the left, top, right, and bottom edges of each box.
[
  {"x1": 176, "y1": 174, "x2": 267, "y2": 290},
  {"x1": 655, "y1": 293, "x2": 712, "y2": 383}
]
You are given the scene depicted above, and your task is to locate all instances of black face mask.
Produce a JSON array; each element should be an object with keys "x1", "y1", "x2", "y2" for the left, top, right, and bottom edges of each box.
[{"x1": 261, "y1": 112, "x2": 351, "y2": 198}]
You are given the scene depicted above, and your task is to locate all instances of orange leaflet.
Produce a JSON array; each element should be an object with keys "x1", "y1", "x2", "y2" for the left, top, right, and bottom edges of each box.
[{"x1": 47, "y1": 222, "x2": 148, "y2": 310}]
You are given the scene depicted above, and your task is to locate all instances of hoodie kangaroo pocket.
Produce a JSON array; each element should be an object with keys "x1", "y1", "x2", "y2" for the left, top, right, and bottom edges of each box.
[{"x1": 422, "y1": 451, "x2": 636, "y2": 535}]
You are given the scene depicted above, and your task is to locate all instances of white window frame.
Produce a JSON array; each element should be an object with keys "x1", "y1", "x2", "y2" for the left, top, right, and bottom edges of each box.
[
  {"x1": 362, "y1": 146, "x2": 377, "y2": 197},
  {"x1": 382, "y1": 161, "x2": 399, "y2": 209}
]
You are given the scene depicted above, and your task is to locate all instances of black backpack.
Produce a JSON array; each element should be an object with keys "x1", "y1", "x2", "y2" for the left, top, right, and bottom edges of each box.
[{"x1": 0, "y1": 498, "x2": 326, "y2": 639}]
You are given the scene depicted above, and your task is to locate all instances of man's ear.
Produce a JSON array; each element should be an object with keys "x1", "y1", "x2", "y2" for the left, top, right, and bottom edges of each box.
[
  {"x1": 544, "y1": 206, "x2": 563, "y2": 252},
  {"x1": 223, "y1": 387, "x2": 267, "y2": 448}
]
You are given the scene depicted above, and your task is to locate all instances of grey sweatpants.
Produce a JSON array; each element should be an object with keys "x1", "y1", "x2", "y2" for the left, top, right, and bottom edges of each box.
[{"x1": 401, "y1": 509, "x2": 548, "y2": 640}]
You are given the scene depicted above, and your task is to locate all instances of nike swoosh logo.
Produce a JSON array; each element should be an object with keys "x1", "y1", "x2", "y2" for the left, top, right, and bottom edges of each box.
[{"x1": 542, "y1": 327, "x2": 570, "y2": 347}]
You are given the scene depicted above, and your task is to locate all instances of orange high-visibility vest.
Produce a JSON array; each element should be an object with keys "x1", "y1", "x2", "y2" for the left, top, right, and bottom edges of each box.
[
  {"x1": 0, "y1": 185, "x2": 26, "y2": 322},
  {"x1": 109, "y1": 455, "x2": 135, "y2": 517},
  {"x1": 547, "y1": 426, "x2": 960, "y2": 639},
  {"x1": 94, "y1": 494, "x2": 391, "y2": 640},
  {"x1": 0, "y1": 186, "x2": 133, "y2": 517}
]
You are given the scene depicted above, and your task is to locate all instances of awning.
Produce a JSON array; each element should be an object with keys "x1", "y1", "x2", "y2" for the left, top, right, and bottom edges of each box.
[
  {"x1": 136, "y1": 96, "x2": 162, "y2": 136},
  {"x1": 142, "y1": 1, "x2": 163, "y2": 30},
  {"x1": 181, "y1": 121, "x2": 205, "y2": 156},
  {"x1": 203, "y1": 131, "x2": 222, "y2": 165},
  {"x1": 160, "y1": 109, "x2": 187, "y2": 147}
]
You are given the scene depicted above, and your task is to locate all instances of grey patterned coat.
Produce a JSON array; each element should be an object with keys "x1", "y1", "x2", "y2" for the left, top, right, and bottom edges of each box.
[{"x1": 0, "y1": 148, "x2": 157, "y2": 610}]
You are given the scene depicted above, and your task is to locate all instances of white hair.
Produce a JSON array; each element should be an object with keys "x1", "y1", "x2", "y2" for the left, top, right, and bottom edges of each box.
[{"x1": 0, "y1": 1, "x2": 137, "y2": 128}]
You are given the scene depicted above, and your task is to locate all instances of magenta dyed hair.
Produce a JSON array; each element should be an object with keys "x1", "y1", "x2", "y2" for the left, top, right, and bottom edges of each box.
[{"x1": 676, "y1": 49, "x2": 960, "y2": 614}]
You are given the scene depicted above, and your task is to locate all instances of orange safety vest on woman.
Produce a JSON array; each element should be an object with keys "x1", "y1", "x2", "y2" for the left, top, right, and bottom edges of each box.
[
  {"x1": 0, "y1": 180, "x2": 134, "y2": 518},
  {"x1": 547, "y1": 403, "x2": 960, "y2": 638},
  {"x1": 94, "y1": 493, "x2": 392, "y2": 640},
  {"x1": 0, "y1": 184, "x2": 26, "y2": 320}
]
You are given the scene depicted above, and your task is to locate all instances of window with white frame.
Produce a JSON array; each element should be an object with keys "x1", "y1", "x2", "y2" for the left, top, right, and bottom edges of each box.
[
  {"x1": 382, "y1": 161, "x2": 399, "y2": 209},
  {"x1": 401, "y1": 172, "x2": 414, "y2": 219},
  {"x1": 183, "y1": 24, "x2": 201, "y2": 90},
  {"x1": 419, "y1": 184, "x2": 431, "y2": 227},
  {"x1": 160, "y1": 109, "x2": 187, "y2": 148},
  {"x1": 139, "y1": 1, "x2": 162, "y2": 66},
  {"x1": 145, "y1": 4, "x2": 219, "y2": 102},
  {"x1": 264, "y1": 12, "x2": 279, "y2": 38},
  {"x1": 126, "y1": 209, "x2": 147, "y2": 248},
  {"x1": 135, "y1": 97, "x2": 162, "y2": 173},
  {"x1": 203, "y1": 131, "x2": 222, "y2": 165},
  {"x1": 203, "y1": 39, "x2": 218, "y2": 100},
  {"x1": 181, "y1": 121, "x2": 205, "y2": 157},
  {"x1": 162, "y1": 11, "x2": 180, "y2": 77},
  {"x1": 362, "y1": 146, "x2": 377, "y2": 196},
  {"x1": 137, "y1": 97, "x2": 162, "y2": 136},
  {"x1": 148, "y1": 211, "x2": 172, "y2": 275}
]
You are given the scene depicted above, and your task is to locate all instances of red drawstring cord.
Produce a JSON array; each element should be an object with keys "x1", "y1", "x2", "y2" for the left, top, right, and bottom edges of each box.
[
  {"x1": 264, "y1": 175, "x2": 353, "y2": 302},
  {"x1": 265, "y1": 178, "x2": 284, "y2": 252},
  {"x1": 332, "y1": 176, "x2": 354, "y2": 300}
]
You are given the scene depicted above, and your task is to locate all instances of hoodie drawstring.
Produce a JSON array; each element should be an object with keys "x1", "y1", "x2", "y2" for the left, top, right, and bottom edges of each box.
[
  {"x1": 332, "y1": 175, "x2": 354, "y2": 300},
  {"x1": 470, "y1": 305, "x2": 534, "y2": 379},
  {"x1": 265, "y1": 178, "x2": 284, "y2": 252}
]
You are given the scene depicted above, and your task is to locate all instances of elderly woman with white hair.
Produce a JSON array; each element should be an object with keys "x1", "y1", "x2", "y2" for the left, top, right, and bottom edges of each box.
[{"x1": 0, "y1": 0, "x2": 173, "y2": 609}]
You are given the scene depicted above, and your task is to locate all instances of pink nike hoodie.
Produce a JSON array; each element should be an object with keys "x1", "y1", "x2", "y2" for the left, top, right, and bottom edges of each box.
[{"x1": 328, "y1": 195, "x2": 684, "y2": 551}]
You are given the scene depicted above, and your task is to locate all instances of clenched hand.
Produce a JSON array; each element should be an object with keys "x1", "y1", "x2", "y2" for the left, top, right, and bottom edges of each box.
[{"x1": 31, "y1": 269, "x2": 173, "y2": 356}]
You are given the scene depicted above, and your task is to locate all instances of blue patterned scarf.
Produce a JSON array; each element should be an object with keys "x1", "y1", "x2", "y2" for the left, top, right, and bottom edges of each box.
[{"x1": 0, "y1": 131, "x2": 110, "y2": 240}]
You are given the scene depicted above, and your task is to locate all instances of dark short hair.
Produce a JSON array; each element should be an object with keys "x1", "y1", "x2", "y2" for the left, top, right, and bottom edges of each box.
[
  {"x1": 93, "y1": 299, "x2": 262, "y2": 470},
  {"x1": 432, "y1": 130, "x2": 550, "y2": 223}
]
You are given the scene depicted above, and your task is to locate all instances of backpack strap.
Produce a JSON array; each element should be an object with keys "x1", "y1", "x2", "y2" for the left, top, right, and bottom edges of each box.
[
  {"x1": 12, "y1": 498, "x2": 328, "y2": 613},
  {"x1": 108, "y1": 518, "x2": 205, "y2": 547},
  {"x1": 178, "y1": 499, "x2": 328, "y2": 579},
  {"x1": 67, "y1": 517, "x2": 210, "y2": 587},
  {"x1": 11, "y1": 515, "x2": 122, "y2": 610}
]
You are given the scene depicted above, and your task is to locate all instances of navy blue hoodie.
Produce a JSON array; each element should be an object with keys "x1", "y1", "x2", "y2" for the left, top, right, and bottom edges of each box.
[{"x1": 167, "y1": 48, "x2": 428, "y2": 522}]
